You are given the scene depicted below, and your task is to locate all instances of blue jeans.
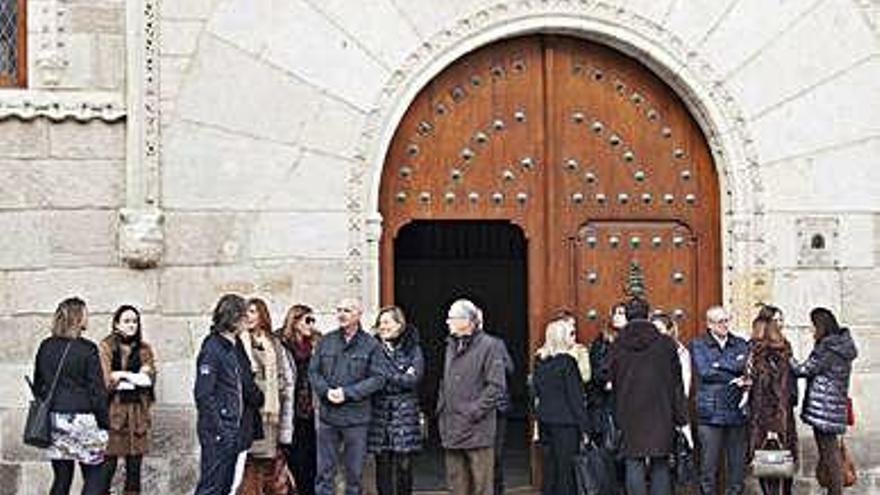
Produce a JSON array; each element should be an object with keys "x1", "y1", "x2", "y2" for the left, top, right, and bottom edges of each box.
[
  {"x1": 315, "y1": 421, "x2": 369, "y2": 495},
  {"x1": 625, "y1": 457, "x2": 671, "y2": 495},
  {"x1": 697, "y1": 424, "x2": 747, "y2": 495}
]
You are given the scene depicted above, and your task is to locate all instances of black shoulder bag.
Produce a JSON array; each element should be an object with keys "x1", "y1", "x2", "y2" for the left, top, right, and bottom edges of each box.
[{"x1": 23, "y1": 341, "x2": 72, "y2": 448}]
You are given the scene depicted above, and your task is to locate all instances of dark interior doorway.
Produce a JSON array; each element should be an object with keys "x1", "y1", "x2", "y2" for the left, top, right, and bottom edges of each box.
[{"x1": 393, "y1": 220, "x2": 530, "y2": 491}]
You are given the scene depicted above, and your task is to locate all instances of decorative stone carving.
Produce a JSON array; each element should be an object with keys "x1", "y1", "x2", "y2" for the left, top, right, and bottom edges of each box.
[
  {"x1": 119, "y1": 208, "x2": 164, "y2": 269},
  {"x1": 796, "y1": 216, "x2": 840, "y2": 268}
]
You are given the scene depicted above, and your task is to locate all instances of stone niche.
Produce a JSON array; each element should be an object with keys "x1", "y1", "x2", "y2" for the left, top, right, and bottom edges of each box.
[{"x1": 796, "y1": 216, "x2": 840, "y2": 268}]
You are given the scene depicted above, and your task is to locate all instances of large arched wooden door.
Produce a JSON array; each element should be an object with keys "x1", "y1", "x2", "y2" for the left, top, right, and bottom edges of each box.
[{"x1": 379, "y1": 33, "x2": 720, "y2": 363}]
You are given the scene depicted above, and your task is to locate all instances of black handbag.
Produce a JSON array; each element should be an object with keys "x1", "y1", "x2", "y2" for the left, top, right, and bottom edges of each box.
[
  {"x1": 671, "y1": 428, "x2": 696, "y2": 486},
  {"x1": 23, "y1": 342, "x2": 71, "y2": 448},
  {"x1": 574, "y1": 440, "x2": 621, "y2": 495}
]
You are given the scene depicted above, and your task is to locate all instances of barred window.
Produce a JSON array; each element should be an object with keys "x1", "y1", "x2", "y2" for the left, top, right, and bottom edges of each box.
[{"x1": 0, "y1": 0, "x2": 26, "y2": 87}]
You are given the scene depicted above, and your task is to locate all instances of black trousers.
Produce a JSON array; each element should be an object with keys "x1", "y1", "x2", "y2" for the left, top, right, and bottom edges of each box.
[
  {"x1": 285, "y1": 416, "x2": 317, "y2": 495},
  {"x1": 494, "y1": 412, "x2": 507, "y2": 495},
  {"x1": 375, "y1": 451, "x2": 414, "y2": 495},
  {"x1": 101, "y1": 455, "x2": 143, "y2": 493},
  {"x1": 50, "y1": 460, "x2": 104, "y2": 495},
  {"x1": 194, "y1": 434, "x2": 239, "y2": 495},
  {"x1": 540, "y1": 424, "x2": 580, "y2": 495},
  {"x1": 758, "y1": 477, "x2": 793, "y2": 495},
  {"x1": 814, "y1": 430, "x2": 842, "y2": 495}
]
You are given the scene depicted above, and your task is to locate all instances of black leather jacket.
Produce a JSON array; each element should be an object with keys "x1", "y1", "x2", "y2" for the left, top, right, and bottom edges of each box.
[{"x1": 792, "y1": 329, "x2": 857, "y2": 434}]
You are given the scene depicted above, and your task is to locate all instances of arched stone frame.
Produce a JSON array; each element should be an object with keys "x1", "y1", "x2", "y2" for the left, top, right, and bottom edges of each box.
[{"x1": 348, "y1": 2, "x2": 769, "y2": 327}]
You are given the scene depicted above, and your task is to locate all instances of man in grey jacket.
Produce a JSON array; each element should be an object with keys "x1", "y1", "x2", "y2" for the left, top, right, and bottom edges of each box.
[
  {"x1": 437, "y1": 299, "x2": 507, "y2": 495},
  {"x1": 309, "y1": 298, "x2": 386, "y2": 495}
]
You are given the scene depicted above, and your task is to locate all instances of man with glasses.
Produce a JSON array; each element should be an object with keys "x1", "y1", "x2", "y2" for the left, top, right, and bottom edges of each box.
[
  {"x1": 437, "y1": 299, "x2": 507, "y2": 495},
  {"x1": 309, "y1": 298, "x2": 386, "y2": 495},
  {"x1": 689, "y1": 306, "x2": 751, "y2": 495}
]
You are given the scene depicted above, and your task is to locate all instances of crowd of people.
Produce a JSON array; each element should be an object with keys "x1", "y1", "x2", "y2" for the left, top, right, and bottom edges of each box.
[{"x1": 28, "y1": 294, "x2": 857, "y2": 495}]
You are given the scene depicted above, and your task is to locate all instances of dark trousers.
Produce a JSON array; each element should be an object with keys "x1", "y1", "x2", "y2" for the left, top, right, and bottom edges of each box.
[
  {"x1": 494, "y1": 412, "x2": 507, "y2": 495},
  {"x1": 101, "y1": 455, "x2": 143, "y2": 493},
  {"x1": 540, "y1": 424, "x2": 580, "y2": 495},
  {"x1": 814, "y1": 430, "x2": 842, "y2": 495},
  {"x1": 375, "y1": 451, "x2": 413, "y2": 495},
  {"x1": 50, "y1": 460, "x2": 104, "y2": 495},
  {"x1": 697, "y1": 424, "x2": 746, "y2": 495},
  {"x1": 287, "y1": 417, "x2": 317, "y2": 495},
  {"x1": 315, "y1": 421, "x2": 368, "y2": 495},
  {"x1": 758, "y1": 478, "x2": 793, "y2": 495},
  {"x1": 194, "y1": 435, "x2": 239, "y2": 495},
  {"x1": 625, "y1": 457, "x2": 672, "y2": 495}
]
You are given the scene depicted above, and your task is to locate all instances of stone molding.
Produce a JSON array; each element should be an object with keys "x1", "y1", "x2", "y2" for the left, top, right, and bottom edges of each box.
[
  {"x1": 119, "y1": 0, "x2": 164, "y2": 269},
  {"x1": 0, "y1": 89, "x2": 125, "y2": 121},
  {"x1": 350, "y1": 0, "x2": 767, "y2": 312}
]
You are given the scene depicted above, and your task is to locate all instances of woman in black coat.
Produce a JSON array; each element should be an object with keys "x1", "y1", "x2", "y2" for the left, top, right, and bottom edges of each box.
[
  {"x1": 792, "y1": 307, "x2": 857, "y2": 495},
  {"x1": 534, "y1": 316, "x2": 590, "y2": 495},
  {"x1": 368, "y1": 306, "x2": 424, "y2": 495}
]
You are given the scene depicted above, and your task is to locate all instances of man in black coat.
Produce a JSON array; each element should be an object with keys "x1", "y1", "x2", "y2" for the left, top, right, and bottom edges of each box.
[
  {"x1": 309, "y1": 298, "x2": 386, "y2": 495},
  {"x1": 611, "y1": 298, "x2": 687, "y2": 495}
]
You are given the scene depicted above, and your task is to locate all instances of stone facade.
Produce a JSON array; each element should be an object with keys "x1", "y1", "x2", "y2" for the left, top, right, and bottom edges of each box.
[{"x1": 1, "y1": 1, "x2": 878, "y2": 493}]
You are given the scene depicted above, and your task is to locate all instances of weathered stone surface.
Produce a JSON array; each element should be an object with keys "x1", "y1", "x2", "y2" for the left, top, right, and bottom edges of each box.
[
  {"x1": 160, "y1": 55, "x2": 192, "y2": 104},
  {"x1": 0, "y1": 461, "x2": 21, "y2": 495},
  {"x1": 94, "y1": 34, "x2": 125, "y2": 90},
  {"x1": 665, "y1": 0, "x2": 738, "y2": 47},
  {"x1": 164, "y1": 211, "x2": 253, "y2": 265},
  {"x1": 0, "y1": 212, "x2": 50, "y2": 270},
  {"x1": 762, "y1": 139, "x2": 880, "y2": 213},
  {"x1": 1, "y1": 408, "x2": 42, "y2": 462},
  {"x1": 725, "y1": 0, "x2": 874, "y2": 118},
  {"x1": 0, "y1": 121, "x2": 49, "y2": 159},
  {"x1": 48, "y1": 121, "x2": 125, "y2": 159},
  {"x1": 0, "y1": 365, "x2": 31, "y2": 409},
  {"x1": 0, "y1": 159, "x2": 123, "y2": 209},
  {"x1": 257, "y1": 151, "x2": 351, "y2": 212},
  {"x1": 300, "y1": 99, "x2": 368, "y2": 159},
  {"x1": 391, "y1": 0, "x2": 493, "y2": 38},
  {"x1": 248, "y1": 211, "x2": 349, "y2": 260},
  {"x1": 155, "y1": 360, "x2": 197, "y2": 405},
  {"x1": 162, "y1": 19, "x2": 205, "y2": 56},
  {"x1": 68, "y1": 4, "x2": 124, "y2": 34},
  {"x1": 842, "y1": 269, "x2": 880, "y2": 325},
  {"x1": 846, "y1": 326, "x2": 880, "y2": 373},
  {"x1": 5, "y1": 269, "x2": 159, "y2": 315},
  {"x1": 55, "y1": 33, "x2": 96, "y2": 90},
  {"x1": 150, "y1": 407, "x2": 199, "y2": 454},
  {"x1": 162, "y1": 0, "x2": 220, "y2": 20},
  {"x1": 176, "y1": 34, "x2": 323, "y2": 145},
  {"x1": 16, "y1": 461, "x2": 52, "y2": 495},
  {"x1": 141, "y1": 314, "x2": 211, "y2": 362},
  {"x1": 162, "y1": 122, "x2": 303, "y2": 210},
  {"x1": 771, "y1": 269, "x2": 842, "y2": 327},
  {"x1": 0, "y1": 316, "x2": 53, "y2": 365},
  {"x1": 48, "y1": 210, "x2": 117, "y2": 267}
]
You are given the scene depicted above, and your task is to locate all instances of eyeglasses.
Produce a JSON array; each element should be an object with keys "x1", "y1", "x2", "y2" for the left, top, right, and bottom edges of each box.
[
  {"x1": 446, "y1": 314, "x2": 468, "y2": 321},
  {"x1": 304, "y1": 316, "x2": 316, "y2": 325},
  {"x1": 336, "y1": 307, "x2": 354, "y2": 314},
  {"x1": 710, "y1": 318, "x2": 730, "y2": 324}
]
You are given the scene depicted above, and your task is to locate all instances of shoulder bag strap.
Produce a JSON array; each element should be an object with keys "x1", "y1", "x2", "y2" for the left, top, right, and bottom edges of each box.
[{"x1": 44, "y1": 341, "x2": 73, "y2": 404}]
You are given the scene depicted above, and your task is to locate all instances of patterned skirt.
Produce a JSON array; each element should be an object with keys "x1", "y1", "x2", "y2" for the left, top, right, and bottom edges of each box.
[{"x1": 47, "y1": 413, "x2": 108, "y2": 465}]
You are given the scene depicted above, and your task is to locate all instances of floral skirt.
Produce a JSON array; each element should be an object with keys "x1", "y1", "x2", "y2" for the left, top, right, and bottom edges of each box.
[{"x1": 47, "y1": 413, "x2": 108, "y2": 465}]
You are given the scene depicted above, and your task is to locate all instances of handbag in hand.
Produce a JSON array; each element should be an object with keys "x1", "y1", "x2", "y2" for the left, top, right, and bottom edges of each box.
[
  {"x1": 672, "y1": 428, "x2": 697, "y2": 486},
  {"x1": 816, "y1": 438, "x2": 857, "y2": 488},
  {"x1": 23, "y1": 341, "x2": 72, "y2": 448},
  {"x1": 752, "y1": 436, "x2": 796, "y2": 479}
]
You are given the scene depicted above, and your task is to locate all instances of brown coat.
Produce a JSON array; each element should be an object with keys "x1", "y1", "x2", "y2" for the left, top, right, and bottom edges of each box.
[
  {"x1": 98, "y1": 335, "x2": 157, "y2": 456},
  {"x1": 747, "y1": 339, "x2": 798, "y2": 460}
]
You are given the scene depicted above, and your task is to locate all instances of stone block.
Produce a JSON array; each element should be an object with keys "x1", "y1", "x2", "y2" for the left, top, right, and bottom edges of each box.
[
  {"x1": 176, "y1": 34, "x2": 323, "y2": 145},
  {"x1": 162, "y1": 19, "x2": 205, "y2": 56},
  {"x1": 0, "y1": 159, "x2": 123, "y2": 209},
  {"x1": 155, "y1": 360, "x2": 196, "y2": 405},
  {"x1": 16, "y1": 461, "x2": 52, "y2": 495},
  {"x1": 150, "y1": 407, "x2": 199, "y2": 454},
  {"x1": 162, "y1": 122, "x2": 303, "y2": 209},
  {"x1": 725, "y1": 0, "x2": 874, "y2": 119},
  {"x1": 141, "y1": 314, "x2": 211, "y2": 362},
  {"x1": 261, "y1": 0, "x2": 388, "y2": 106},
  {"x1": 0, "y1": 364, "x2": 31, "y2": 409},
  {"x1": 48, "y1": 210, "x2": 117, "y2": 267},
  {"x1": 258, "y1": 150, "x2": 351, "y2": 211},
  {"x1": 392, "y1": 0, "x2": 493, "y2": 38},
  {"x1": 0, "y1": 462, "x2": 21, "y2": 495},
  {"x1": 248, "y1": 211, "x2": 349, "y2": 260},
  {"x1": 68, "y1": 4, "x2": 123, "y2": 34},
  {"x1": 164, "y1": 211, "x2": 253, "y2": 266},
  {"x1": 1, "y1": 408, "x2": 42, "y2": 462},
  {"x1": 94, "y1": 34, "x2": 125, "y2": 90},
  {"x1": 311, "y1": 0, "x2": 421, "y2": 68},
  {"x1": 762, "y1": 139, "x2": 880, "y2": 212},
  {"x1": 0, "y1": 315, "x2": 53, "y2": 365},
  {"x1": 161, "y1": 0, "x2": 219, "y2": 20},
  {"x1": 48, "y1": 121, "x2": 125, "y2": 159},
  {"x1": 300, "y1": 98, "x2": 367, "y2": 159},
  {"x1": 847, "y1": 327, "x2": 880, "y2": 373},
  {"x1": 839, "y1": 215, "x2": 875, "y2": 269},
  {"x1": 0, "y1": 120, "x2": 49, "y2": 159},
  {"x1": 849, "y1": 373, "x2": 880, "y2": 432},
  {"x1": 55, "y1": 33, "x2": 96, "y2": 90},
  {"x1": 842, "y1": 269, "x2": 880, "y2": 325},
  {"x1": 205, "y1": 0, "x2": 273, "y2": 56},
  {"x1": 5, "y1": 268, "x2": 159, "y2": 315},
  {"x1": 168, "y1": 453, "x2": 201, "y2": 495},
  {"x1": 665, "y1": 0, "x2": 738, "y2": 46},
  {"x1": 771, "y1": 269, "x2": 842, "y2": 327},
  {"x1": 160, "y1": 55, "x2": 192, "y2": 101},
  {"x1": 0, "y1": 212, "x2": 50, "y2": 270},
  {"x1": 750, "y1": 58, "x2": 879, "y2": 165}
]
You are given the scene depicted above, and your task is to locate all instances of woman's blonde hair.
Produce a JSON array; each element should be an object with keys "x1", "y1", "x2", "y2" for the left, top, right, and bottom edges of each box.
[
  {"x1": 536, "y1": 318, "x2": 574, "y2": 360},
  {"x1": 51, "y1": 297, "x2": 87, "y2": 338}
]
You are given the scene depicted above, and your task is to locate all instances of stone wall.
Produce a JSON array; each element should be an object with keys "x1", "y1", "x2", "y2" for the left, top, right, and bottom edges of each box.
[{"x1": 0, "y1": 0, "x2": 878, "y2": 493}]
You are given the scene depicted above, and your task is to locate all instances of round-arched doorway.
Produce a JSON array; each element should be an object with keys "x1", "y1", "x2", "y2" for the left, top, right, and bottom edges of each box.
[{"x1": 378, "y1": 34, "x2": 721, "y2": 489}]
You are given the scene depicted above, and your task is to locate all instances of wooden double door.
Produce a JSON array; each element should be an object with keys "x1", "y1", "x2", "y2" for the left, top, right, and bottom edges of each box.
[{"x1": 379, "y1": 34, "x2": 720, "y2": 357}]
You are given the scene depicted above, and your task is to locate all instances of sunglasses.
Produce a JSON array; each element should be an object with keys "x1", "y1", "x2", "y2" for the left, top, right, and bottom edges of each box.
[{"x1": 304, "y1": 316, "x2": 316, "y2": 325}]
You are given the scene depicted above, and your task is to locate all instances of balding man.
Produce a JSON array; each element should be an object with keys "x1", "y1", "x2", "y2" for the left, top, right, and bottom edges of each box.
[{"x1": 309, "y1": 298, "x2": 386, "y2": 495}]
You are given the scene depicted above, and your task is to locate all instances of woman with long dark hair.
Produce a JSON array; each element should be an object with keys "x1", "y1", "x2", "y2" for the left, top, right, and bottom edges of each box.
[
  {"x1": 32, "y1": 297, "x2": 109, "y2": 495},
  {"x1": 238, "y1": 297, "x2": 294, "y2": 495},
  {"x1": 792, "y1": 307, "x2": 857, "y2": 495},
  {"x1": 367, "y1": 306, "x2": 424, "y2": 495},
  {"x1": 277, "y1": 304, "x2": 319, "y2": 495},
  {"x1": 98, "y1": 305, "x2": 157, "y2": 495},
  {"x1": 747, "y1": 305, "x2": 797, "y2": 495}
]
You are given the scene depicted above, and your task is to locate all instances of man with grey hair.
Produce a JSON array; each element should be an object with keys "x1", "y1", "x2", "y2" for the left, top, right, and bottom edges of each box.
[
  {"x1": 437, "y1": 299, "x2": 508, "y2": 495},
  {"x1": 309, "y1": 298, "x2": 386, "y2": 495},
  {"x1": 689, "y1": 305, "x2": 750, "y2": 495}
]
